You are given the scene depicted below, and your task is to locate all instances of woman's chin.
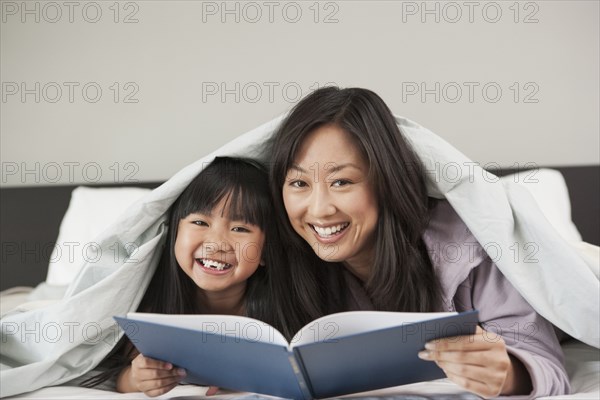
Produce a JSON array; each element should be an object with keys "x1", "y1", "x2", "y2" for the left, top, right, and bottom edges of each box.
[{"x1": 312, "y1": 246, "x2": 347, "y2": 263}]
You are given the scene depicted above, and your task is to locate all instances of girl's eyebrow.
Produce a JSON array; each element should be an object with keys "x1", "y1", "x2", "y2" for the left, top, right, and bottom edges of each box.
[{"x1": 188, "y1": 211, "x2": 210, "y2": 218}]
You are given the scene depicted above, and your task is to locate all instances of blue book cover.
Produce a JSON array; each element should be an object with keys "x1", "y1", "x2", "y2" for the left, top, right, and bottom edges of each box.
[{"x1": 114, "y1": 310, "x2": 479, "y2": 399}]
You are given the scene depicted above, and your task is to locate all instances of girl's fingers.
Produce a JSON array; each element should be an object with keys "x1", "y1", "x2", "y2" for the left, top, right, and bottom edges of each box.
[
  {"x1": 134, "y1": 354, "x2": 173, "y2": 370},
  {"x1": 138, "y1": 367, "x2": 186, "y2": 382},
  {"x1": 206, "y1": 386, "x2": 220, "y2": 396},
  {"x1": 139, "y1": 376, "x2": 185, "y2": 396},
  {"x1": 143, "y1": 382, "x2": 180, "y2": 398}
]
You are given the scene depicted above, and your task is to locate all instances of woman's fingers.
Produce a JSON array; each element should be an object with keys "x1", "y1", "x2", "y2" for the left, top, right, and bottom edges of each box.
[
  {"x1": 420, "y1": 347, "x2": 509, "y2": 369},
  {"x1": 422, "y1": 352, "x2": 509, "y2": 397},
  {"x1": 445, "y1": 371, "x2": 503, "y2": 399},
  {"x1": 437, "y1": 359, "x2": 506, "y2": 384},
  {"x1": 419, "y1": 348, "x2": 507, "y2": 382},
  {"x1": 426, "y1": 326, "x2": 503, "y2": 352},
  {"x1": 418, "y1": 326, "x2": 512, "y2": 397}
]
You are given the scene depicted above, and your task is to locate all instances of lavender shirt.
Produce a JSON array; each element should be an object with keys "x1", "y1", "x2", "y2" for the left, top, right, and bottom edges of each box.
[{"x1": 342, "y1": 200, "x2": 570, "y2": 399}]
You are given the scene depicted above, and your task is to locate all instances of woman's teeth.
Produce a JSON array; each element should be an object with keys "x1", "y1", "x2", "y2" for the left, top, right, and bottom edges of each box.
[
  {"x1": 312, "y1": 223, "x2": 349, "y2": 238},
  {"x1": 197, "y1": 258, "x2": 232, "y2": 271}
]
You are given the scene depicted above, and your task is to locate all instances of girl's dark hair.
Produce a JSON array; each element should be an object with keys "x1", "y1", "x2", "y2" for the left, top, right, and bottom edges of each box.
[
  {"x1": 83, "y1": 156, "x2": 283, "y2": 387},
  {"x1": 269, "y1": 86, "x2": 442, "y2": 334}
]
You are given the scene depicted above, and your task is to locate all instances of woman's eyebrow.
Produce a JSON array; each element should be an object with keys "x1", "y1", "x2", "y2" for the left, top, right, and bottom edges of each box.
[
  {"x1": 290, "y1": 164, "x2": 307, "y2": 173},
  {"x1": 290, "y1": 163, "x2": 362, "y2": 173},
  {"x1": 326, "y1": 163, "x2": 362, "y2": 173}
]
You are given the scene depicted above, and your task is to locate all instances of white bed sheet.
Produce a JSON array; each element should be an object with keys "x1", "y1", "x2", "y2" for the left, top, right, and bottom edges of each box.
[
  {"x1": 3, "y1": 288, "x2": 598, "y2": 399},
  {"x1": 6, "y1": 341, "x2": 598, "y2": 400}
]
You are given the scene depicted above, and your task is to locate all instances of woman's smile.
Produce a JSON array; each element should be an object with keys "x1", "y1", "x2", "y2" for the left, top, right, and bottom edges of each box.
[
  {"x1": 282, "y1": 123, "x2": 379, "y2": 273},
  {"x1": 308, "y1": 222, "x2": 351, "y2": 243}
]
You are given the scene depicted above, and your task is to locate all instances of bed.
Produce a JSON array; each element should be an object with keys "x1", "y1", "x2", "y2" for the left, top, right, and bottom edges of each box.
[{"x1": 1, "y1": 165, "x2": 599, "y2": 399}]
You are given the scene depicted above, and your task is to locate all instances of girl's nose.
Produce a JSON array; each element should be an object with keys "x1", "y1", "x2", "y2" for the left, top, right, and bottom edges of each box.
[{"x1": 203, "y1": 230, "x2": 234, "y2": 253}]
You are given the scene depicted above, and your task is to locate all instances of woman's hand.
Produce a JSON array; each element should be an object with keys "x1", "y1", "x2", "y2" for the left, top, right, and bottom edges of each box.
[
  {"x1": 117, "y1": 354, "x2": 186, "y2": 397},
  {"x1": 417, "y1": 326, "x2": 532, "y2": 398}
]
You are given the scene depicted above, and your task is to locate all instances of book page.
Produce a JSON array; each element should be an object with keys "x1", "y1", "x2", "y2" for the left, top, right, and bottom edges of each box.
[
  {"x1": 126, "y1": 313, "x2": 288, "y2": 346},
  {"x1": 291, "y1": 311, "x2": 456, "y2": 346}
]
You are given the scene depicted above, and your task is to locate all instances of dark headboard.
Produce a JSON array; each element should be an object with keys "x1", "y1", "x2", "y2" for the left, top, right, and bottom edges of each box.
[
  {"x1": 1, "y1": 166, "x2": 598, "y2": 291},
  {"x1": 0, "y1": 182, "x2": 162, "y2": 291}
]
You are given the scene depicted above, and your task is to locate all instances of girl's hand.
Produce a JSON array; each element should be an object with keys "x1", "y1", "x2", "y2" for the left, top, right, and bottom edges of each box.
[
  {"x1": 417, "y1": 326, "x2": 531, "y2": 398},
  {"x1": 117, "y1": 354, "x2": 186, "y2": 397}
]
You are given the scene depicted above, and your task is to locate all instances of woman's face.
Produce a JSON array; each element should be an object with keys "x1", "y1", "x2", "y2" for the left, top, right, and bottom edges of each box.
[{"x1": 282, "y1": 124, "x2": 379, "y2": 277}]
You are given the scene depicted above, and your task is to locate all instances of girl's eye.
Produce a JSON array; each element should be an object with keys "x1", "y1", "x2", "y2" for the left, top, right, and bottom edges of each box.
[
  {"x1": 192, "y1": 220, "x2": 208, "y2": 226},
  {"x1": 232, "y1": 226, "x2": 250, "y2": 233}
]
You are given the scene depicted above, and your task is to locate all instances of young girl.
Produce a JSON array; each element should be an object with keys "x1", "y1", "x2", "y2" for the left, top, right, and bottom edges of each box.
[{"x1": 82, "y1": 156, "x2": 283, "y2": 396}]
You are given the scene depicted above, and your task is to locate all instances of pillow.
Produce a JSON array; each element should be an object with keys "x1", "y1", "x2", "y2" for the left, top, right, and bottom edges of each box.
[
  {"x1": 46, "y1": 186, "x2": 151, "y2": 286},
  {"x1": 499, "y1": 168, "x2": 582, "y2": 243}
]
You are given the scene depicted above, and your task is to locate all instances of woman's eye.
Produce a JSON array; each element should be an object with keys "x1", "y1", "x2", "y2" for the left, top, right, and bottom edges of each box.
[
  {"x1": 290, "y1": 180, "x2": 308, "y2": 188},
  {"x1": 332, "y1": 179, "x2": 351, "y2": 187}
]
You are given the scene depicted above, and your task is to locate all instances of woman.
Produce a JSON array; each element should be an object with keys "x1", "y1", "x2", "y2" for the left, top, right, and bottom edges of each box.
[{"x1": 269, "y1": 87, "x2": 569, "y2": 398}]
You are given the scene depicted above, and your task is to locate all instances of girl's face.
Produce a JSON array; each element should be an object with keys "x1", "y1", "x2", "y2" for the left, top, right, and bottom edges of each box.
[
  {"x1": 174, "y1": 198, "x2": 265, "y2": 295},
  {"x1": 282, "y1": 124, "x2": 379, "y2": 278}
]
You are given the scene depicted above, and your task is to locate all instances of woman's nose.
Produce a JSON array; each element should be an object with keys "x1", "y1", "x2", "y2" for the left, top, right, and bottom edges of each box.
[{"x1": 307, "y1": 186, "x2": 336, "y2": 218}]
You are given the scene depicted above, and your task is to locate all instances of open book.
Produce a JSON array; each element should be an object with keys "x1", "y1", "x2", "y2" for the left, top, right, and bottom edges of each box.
[{"x1": 114, "y1": 310, "x2": 478, "y2": 399}]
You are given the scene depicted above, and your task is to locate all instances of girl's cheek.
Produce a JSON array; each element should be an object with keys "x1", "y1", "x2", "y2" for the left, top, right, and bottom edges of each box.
[{"x1": 241, "y1": 242, "x2": 262, "y2": 264}]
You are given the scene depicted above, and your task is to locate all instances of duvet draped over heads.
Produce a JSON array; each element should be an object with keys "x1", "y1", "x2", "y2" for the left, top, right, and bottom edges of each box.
[{"x1": 1, "y1": 115, "x2": 598, "y2": 397}]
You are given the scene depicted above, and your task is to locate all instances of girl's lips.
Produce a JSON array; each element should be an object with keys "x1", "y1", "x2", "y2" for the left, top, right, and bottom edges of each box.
[
  {"x1": 194, "y1": 259, "x2": 234, "y2": 276},
  {"x1": 308, "y1": 223, "x2": 350, "y2": 244}
]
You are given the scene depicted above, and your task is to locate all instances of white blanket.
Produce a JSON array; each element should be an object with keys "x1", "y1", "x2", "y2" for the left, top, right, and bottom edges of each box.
[{"x1": 1, "y1": 115, "x2": 598, "y2": 397}]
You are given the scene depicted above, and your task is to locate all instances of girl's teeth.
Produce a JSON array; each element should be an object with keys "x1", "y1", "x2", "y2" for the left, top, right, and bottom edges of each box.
[{"x1": 200, "y1": 259, "x2": 231, "y2": 270}]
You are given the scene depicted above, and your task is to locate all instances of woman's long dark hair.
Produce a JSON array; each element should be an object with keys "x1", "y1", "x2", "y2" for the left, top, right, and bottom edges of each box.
[
  {"x1": 269, "y1": 87, "x2": 442, "y2": 335},
  {"x1": 83, "y1": 157, "x2": 284, "y2": 387}
]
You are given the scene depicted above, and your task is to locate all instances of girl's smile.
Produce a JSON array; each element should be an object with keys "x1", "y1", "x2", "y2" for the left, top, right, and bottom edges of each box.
[
  {"x1": 194, "y1": 258, "x2": 234, "y2": 275},
  {"x1": 175, "y1": 198, "x2": 265, "y2": 294}
]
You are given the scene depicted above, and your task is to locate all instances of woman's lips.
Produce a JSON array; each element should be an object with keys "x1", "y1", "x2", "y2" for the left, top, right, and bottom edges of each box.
[{"x1": 309, "y1": 222, "x2": 350, "y2": 244}]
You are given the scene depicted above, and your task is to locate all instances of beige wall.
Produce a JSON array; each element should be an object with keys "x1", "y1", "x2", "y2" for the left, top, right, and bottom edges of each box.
[{"x1": 1, "y1": 0, "x2": 598, "y2": 187}]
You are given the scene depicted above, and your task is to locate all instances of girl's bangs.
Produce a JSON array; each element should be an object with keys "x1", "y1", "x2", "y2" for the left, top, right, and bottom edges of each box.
[{"x1": 175, "y1": 159, "x2": 269, "y2": 229}]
